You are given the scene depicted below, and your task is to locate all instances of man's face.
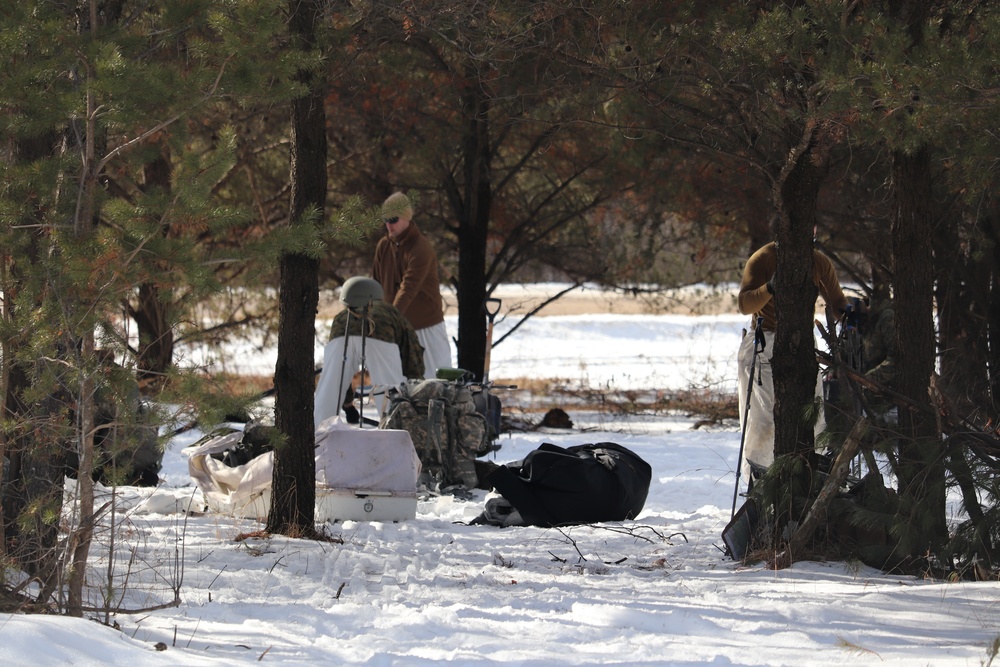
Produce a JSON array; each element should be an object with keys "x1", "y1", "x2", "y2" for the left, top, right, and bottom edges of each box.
[{"x1": 385, "y1": 214, "x2": 411, "y2": 238}]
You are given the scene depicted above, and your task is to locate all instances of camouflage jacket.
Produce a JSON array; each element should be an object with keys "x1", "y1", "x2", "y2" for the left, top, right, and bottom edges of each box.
[
  {"x1": 329, "y1": 301, "x2": 425, "y2": 379},
  {"x1": 863, "y1": 302, "x2": 896, "y2": 389}
]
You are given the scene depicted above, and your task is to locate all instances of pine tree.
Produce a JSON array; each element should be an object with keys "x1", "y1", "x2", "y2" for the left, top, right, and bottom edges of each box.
[
  {"x1": 266, "y1": 0, "x2": 328, "y2": 537},
  {"x1": 322, "y1": 1, "x2": 648, "y2": 378},
  {"x1": 0, "y1": 0, "x2": 292, "y2": 612}
]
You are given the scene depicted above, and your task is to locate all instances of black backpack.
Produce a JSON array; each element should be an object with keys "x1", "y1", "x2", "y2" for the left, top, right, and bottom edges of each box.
[{"x1": 480, "y1": 442, "x2": 652, "y2": 527}]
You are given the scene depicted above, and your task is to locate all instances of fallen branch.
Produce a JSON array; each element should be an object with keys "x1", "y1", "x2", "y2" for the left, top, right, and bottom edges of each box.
[{"x1": 775, "y1": 418, "x2": 870, "y2": 569}]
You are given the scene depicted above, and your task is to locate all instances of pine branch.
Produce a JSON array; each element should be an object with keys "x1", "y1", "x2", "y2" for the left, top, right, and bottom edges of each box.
[
  {"x1": 95, "y1": 56, "x2": 234, "y2": 175},
  {"x1": 817, "y1": 348, "x2": 1000, "y2": 468}
]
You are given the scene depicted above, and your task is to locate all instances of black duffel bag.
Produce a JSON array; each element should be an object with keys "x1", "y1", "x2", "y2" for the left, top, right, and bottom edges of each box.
[{"x1": 481, "y1": 442, "x2": 652, "y2": 527}]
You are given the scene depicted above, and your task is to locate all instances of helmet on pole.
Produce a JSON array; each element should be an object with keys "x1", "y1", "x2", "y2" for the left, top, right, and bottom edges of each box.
[
  {"x1": 340, "y1": 276, "x2": 383, "y2": 309},
  {"x1": 338, "y1": 277, "x2": 384, "y2": 427}
]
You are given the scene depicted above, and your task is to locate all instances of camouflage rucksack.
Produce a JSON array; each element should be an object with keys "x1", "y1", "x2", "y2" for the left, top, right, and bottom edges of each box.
[{"x1": 378, "y1": 379, "x2": 489, "y2": 489}]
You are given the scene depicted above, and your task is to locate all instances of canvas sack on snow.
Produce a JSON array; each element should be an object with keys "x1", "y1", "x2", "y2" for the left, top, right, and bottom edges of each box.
[
  {"x1": 479, "y1": 442, "x2": 652, "y2": 527},
  {"x1": 378, "y1": 378, "x2": 489, "y2": 489}
]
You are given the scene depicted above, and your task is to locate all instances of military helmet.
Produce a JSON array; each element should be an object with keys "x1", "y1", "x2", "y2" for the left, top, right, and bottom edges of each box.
[{"x1": 340, "y1": 277, "x2": 383, "y2": 308}]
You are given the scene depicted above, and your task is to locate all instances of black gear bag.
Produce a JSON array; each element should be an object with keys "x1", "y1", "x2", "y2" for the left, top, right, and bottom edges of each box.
[{"x1": 483, "y1": 442, "x2": 652, "y2": 527}]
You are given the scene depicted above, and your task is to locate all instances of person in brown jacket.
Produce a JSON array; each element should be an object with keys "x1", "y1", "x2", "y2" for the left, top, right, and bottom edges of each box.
[
  {"x1": 372, "y1": 192, "x2": 452, "y2": 377},
  {"x1": 736, "y1": 240, "x2": 849, "y2": 481}
]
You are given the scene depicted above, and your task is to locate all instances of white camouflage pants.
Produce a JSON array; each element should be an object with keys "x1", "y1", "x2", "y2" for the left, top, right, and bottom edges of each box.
[
  {"x1": 416, "y1": 321, "x2": 453, "y2": 378},
  {"x1": 314, "y1": 337, "x2": 405, "y2": 429},
  {"x1": 737, "y1": 329, "x2": 826, "y2": 481}
]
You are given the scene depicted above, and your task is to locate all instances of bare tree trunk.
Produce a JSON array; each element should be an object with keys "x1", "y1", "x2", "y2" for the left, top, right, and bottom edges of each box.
[
  {"x1": 453, "y1": 72, "x2": 493, "y2": 379},
  {"x1": 0, "y1": 256, "x2": 8, "y2": 561},
  {"x1": 132, "y1": 282, "x2": 174, "y2": 386},
  {"x1": 934, "y1": 208, "x2": 992, "y2": 415},
  {"x1": 769, "y1": 127, "x2": 827, "y2": 538},
  {"x1": 772, "y1": 145, "x2": 825, "y2": 460},
  {"x1": 267, "y1": 0, "x2": 326, "y2": 536},
  {"x1": 933, "y1": 209, "x2": 992, "y2": 556},
  {"x1": 987, "y1": 215, "x2": 1000, "y2": 411},
  {"x1": 67, "y1": 11, "x2": 99, "y2": 614},
  {"x1": 891, "y1": 145, "x2": 946, "y2": 556},
  {"x1": 66, "y1": 0, "x2": 131, "y2": 612},
  {"x1": 131, "y1": 151, "x2": 175, "y2": 386}
]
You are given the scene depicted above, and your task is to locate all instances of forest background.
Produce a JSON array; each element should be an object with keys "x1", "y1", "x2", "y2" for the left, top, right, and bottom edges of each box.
[{"x1": 3, "y1": 0, "x2": 1000, "y2": 619}]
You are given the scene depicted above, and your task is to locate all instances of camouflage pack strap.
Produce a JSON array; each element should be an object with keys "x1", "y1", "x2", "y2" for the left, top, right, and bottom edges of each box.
[{"x1": 427, "y1": 397, "x2": 447, "y2": 475}]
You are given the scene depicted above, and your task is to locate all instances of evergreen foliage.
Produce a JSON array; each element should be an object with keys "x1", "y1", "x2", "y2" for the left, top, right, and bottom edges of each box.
[
  {"x1": 0, "y1": 0, "x2": 301, "y2": 612},
  {"x1": 3, "y1": 0, "x2": 1000, "y2": 612}
]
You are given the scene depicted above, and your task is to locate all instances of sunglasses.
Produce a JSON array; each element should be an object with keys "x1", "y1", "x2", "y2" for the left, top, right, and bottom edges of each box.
[{"x1": 384, "y1": 216, "x2": 400, "y2": 225}]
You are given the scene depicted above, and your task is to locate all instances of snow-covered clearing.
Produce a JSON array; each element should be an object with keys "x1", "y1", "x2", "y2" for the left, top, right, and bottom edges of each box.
[{"x1": 2, "y1": 284, "x2": 997, "y2": 666}]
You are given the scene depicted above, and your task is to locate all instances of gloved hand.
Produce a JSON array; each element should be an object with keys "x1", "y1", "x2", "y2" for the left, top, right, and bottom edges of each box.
[{"x1": 753, "y1": 316, "x2": 767, "y2": 352}]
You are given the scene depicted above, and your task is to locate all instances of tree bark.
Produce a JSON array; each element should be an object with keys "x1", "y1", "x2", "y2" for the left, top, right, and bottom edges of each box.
[
  {"x1": 891, "y1": 145, "x2": 946, "y2": 556},
  {"x1": 772, "y1": 142, "x2": 826, "y2": 463},
  {"x1": 769, "y1": 129, "x2": 828, "y2": 538},
  {"x1": 267, "y1": 0, "x2": 327, "y2": 536},
  {"x1": 934, "y1": 209, "x2": 991, "y2": 418},
  {"x1": 132, "y1": 281, "x2": 174, "y2": 386},
  {"x1": 987, "y1": 215, "x2": 1000, "y2": 410},
  {"x1": 454, "y1": 71, "x2": 493, "y2": 379},
  {"x1": 132, "y1": 150, "x2": 175, "y2": 385}
]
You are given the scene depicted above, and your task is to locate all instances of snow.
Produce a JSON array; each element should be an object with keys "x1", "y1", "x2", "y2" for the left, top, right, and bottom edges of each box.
[{"x1": 3, "y1": 287, "x2": 998, "y2": 666}]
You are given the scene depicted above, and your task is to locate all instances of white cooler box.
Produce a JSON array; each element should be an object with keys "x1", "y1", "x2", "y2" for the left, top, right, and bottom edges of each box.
[
  {"x1": 313, "y1": 424, "x2": 419, "y2": 522},
  {"x1": 187, "y1": 420, "x2": 420, "y2": 523},
  {"x1": 316, "y1": 489, "x2": 416, "y2": 523}
]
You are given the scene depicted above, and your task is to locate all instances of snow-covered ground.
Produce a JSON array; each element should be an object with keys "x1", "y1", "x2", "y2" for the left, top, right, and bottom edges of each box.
[
  {"x1": 188, "y1": 283, "x2": 747, "y2": 395},
  {"x1": 2, "y1": 286, "x2": 998, "y2": 666}
]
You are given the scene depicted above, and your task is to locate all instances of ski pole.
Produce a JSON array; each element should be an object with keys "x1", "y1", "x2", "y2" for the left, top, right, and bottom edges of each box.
[
  {"x1": 358, "y1": 304, "x2": 370, "y2": 428},
  {"x1": 482, "y1": 297, "x2": 502, "y2": 443},
  {"x1": 482, "y1": 297, "x2": 501, "y2": 383},
  {"x1": 731, "y1": 316, "x2": 765, "y2": 520},
  {"x1": 335, "y1": 309, "x2": 354, "y2": 422}
]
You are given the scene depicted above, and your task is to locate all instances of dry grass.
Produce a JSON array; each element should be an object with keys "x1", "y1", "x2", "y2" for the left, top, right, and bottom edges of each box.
[
  {"x1": 492, "y1": 377, "x2": 738, "y2": 428},
  {"x1": 218, "y1": 372, "x2": 737, "y2": 430},
  {"x1": 225, "y1": 286, "x2": 742, "y2": 429},
  {"x1": 216, "y1": 373, "x2": 275, "y2": 397}
]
